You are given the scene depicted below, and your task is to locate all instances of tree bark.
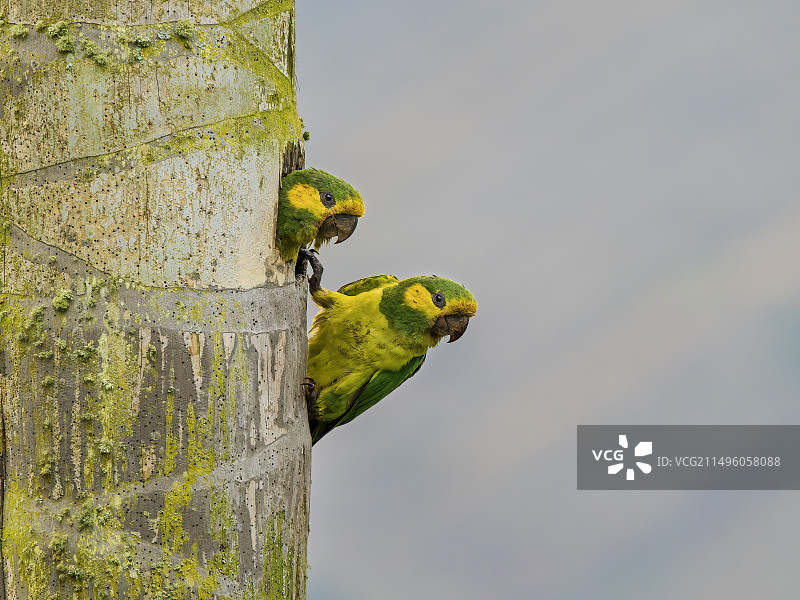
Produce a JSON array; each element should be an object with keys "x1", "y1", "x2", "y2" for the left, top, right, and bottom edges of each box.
[{"x1": 0, "y1": 2, "x2": 310, "y2": 598}]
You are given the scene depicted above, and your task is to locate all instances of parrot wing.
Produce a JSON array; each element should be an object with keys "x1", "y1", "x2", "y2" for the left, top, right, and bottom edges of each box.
[
  {"x1": 311, "y1": 353, "x2": 426, "y2": 444},
  {"x1": 337, "y1": 274, "x2": 399, "y2": 296}
]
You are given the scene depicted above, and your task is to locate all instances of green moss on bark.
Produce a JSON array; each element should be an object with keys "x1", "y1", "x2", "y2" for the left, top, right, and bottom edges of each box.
[
  {"x1": 52, "y1": 289, "x2": 73, "y2": 312},
  {"x1": 9, "y1": 24, "x2": 28, "y2": 38},
  {"x1": 174, "y1": 19, "x2": 196, "y2": 40},
  {"x1": 0, "y1": 5, "x2": 308, "y2": 596}
]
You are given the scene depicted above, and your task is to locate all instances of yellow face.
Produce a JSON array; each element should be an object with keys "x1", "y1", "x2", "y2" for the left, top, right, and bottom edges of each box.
[
  {"x1": 285, "y1": 183, "x2": 365, "y2": 221},
  {"x1": 403, "y1": 283, "x2": 478, "y2": 320}
]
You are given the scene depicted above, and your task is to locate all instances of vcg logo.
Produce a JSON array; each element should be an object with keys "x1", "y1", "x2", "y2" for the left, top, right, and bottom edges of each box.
[{"x1": 591, "y1": 434, "x2": 653, "y2": 480}]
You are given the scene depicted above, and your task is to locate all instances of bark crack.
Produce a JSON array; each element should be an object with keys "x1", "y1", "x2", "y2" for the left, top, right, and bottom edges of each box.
[{"x1": 1, "y1": 111, "x2": 293, "y2": 184}]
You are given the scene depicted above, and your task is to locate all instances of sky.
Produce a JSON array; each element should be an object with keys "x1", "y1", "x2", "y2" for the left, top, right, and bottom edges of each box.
[{"x1": 294, "y1": 2, "x2": 800, "y2": 598}]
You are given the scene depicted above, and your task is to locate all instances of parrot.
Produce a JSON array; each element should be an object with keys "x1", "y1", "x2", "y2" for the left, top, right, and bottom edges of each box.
[
  {"x1": 298, "y1": 252, "x2": 477, "y2": 444},
  {"x1": 276, "y1": 168, "x2": 365, "y2": 262}
]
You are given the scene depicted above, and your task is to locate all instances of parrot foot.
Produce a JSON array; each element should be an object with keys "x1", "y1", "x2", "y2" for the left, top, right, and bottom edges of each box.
[
  {"x1": 301, "y1": 377, "x2": 318, "y2": 402},
  {"x1": 295, "y1": 247, "x2": 317, "y2": 279},
  {"x1": 294, "y1": 248, "x2": 323, "y2": 294},
  {"x1": 296, "y1": 247, "x2": 324, "y2": 293}
]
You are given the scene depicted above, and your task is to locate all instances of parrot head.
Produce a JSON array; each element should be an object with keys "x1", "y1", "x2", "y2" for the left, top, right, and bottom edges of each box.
[
  {"x1": 276, "y1": 168, "x2": 365, "y2": 261},
  {"x1": 380, "y1": 276, "x2": 477, "y2": 347}
]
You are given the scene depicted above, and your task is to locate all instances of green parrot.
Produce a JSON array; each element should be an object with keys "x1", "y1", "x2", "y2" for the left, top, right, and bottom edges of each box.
[
  {"x1": 300, "y1": 253, "x2": 477, "y2": 444},
  {"x1": 276, "y1": 168, "x2": 365, "y2": 262}
]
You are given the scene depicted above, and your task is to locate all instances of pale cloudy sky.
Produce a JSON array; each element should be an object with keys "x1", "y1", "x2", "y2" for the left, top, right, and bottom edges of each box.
[{"x1": 295, "y1": 2, "x2": 800, "y2": 598}]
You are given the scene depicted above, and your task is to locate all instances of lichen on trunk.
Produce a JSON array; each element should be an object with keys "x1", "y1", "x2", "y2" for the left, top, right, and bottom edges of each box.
[{"x1": 0, "y1": 2, "x2": 311, "y2": 598}]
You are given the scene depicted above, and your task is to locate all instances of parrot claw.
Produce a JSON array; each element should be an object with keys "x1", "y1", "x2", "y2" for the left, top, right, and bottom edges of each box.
[
  {"x1": 296, "y1": 248, "x2": 324, "y2": 293},
  {"x1": 295, "y1": 249, "x2": 308, "y2": 278},
  {"x1": 307, "y1": 255, "x2": 324, "y2": 293},
  {"x1": 301, "y1": 377, "x2": 317, "y2": 402},
  {"x1": 295, "y1": 247, "x2": 313, "y2": 277}
]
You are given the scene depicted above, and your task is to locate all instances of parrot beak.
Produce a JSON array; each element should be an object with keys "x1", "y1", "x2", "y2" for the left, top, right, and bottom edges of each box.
[
  {"x1": 332, "y1": 214, "x2": 358, "y2": 244},
  {"x1": 431, "y1": 314, "x2": 471, "y2": 343},
  {"x1": 318, "y1": 214, "x2": 359, "y2": 245}
]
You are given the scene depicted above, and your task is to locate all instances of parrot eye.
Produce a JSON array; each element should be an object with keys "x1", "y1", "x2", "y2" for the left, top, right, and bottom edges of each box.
[
  {"x1": 320, "y1": 191, "x2": 335, "y2": 208},
  {"x1": 432, "y1": 292, "x2": 446, "y2": 308}
]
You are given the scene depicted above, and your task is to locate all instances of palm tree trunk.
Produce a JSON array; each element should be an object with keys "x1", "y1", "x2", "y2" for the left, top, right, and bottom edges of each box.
[{"x1": 0, "y1": 2, "x2": 310, "y2": 598}]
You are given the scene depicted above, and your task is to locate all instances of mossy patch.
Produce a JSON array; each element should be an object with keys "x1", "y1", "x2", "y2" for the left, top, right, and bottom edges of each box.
[
  {"x1": 55, "y1": 35, "x2": 75, "y2": 53},
  {"x1": 46, "y1": 21, "x2": 69, "y2": 38},
  {"x1": 46, "y1": 21, "x2": 75, "y2": 53},
  {"x1": 262, "y1": 512, "x2": 301, "y2": 600},
  {"x1": 133, "y1": 34, "x2": 153, "y2": 48},
  {"x1": 52, "y1": 289, "x2": 73, "y2": 312},
  {"x1": 129, "y1": 47, "x2": 144, "y2": 63},
  {"x1": 12, "y1": 304, "x2": 46, "y2": 346},
  {"x1": 48, "y1": 532, "x2": 67, "y2": 554},
  {"x1": 75, "y1": 341, "x2": 97, "y2": 361},
  {"x1": 9, "y1": 24, "x2": 28, "y2": 38},
  {"x1": 80, "y1": 38, "x2": 111, "y2": 67},
  {"x1": 174, "y1": 19, "x2": 195, "y2": 40},
  {"x1": 3, "y1": 481, "x2": 134, "y2": 597}
]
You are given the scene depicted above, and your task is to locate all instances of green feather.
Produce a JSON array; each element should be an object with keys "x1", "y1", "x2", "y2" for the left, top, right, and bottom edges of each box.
[
  {"x1": 281, "y1": 167, "x2": 359, "y2": 200},
  {"x1": 337, "y1": 274, "x2": 399, "y2": 296},
  {"x1": 310, "y1": 354, "x2": 425, "y2": 443}
]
